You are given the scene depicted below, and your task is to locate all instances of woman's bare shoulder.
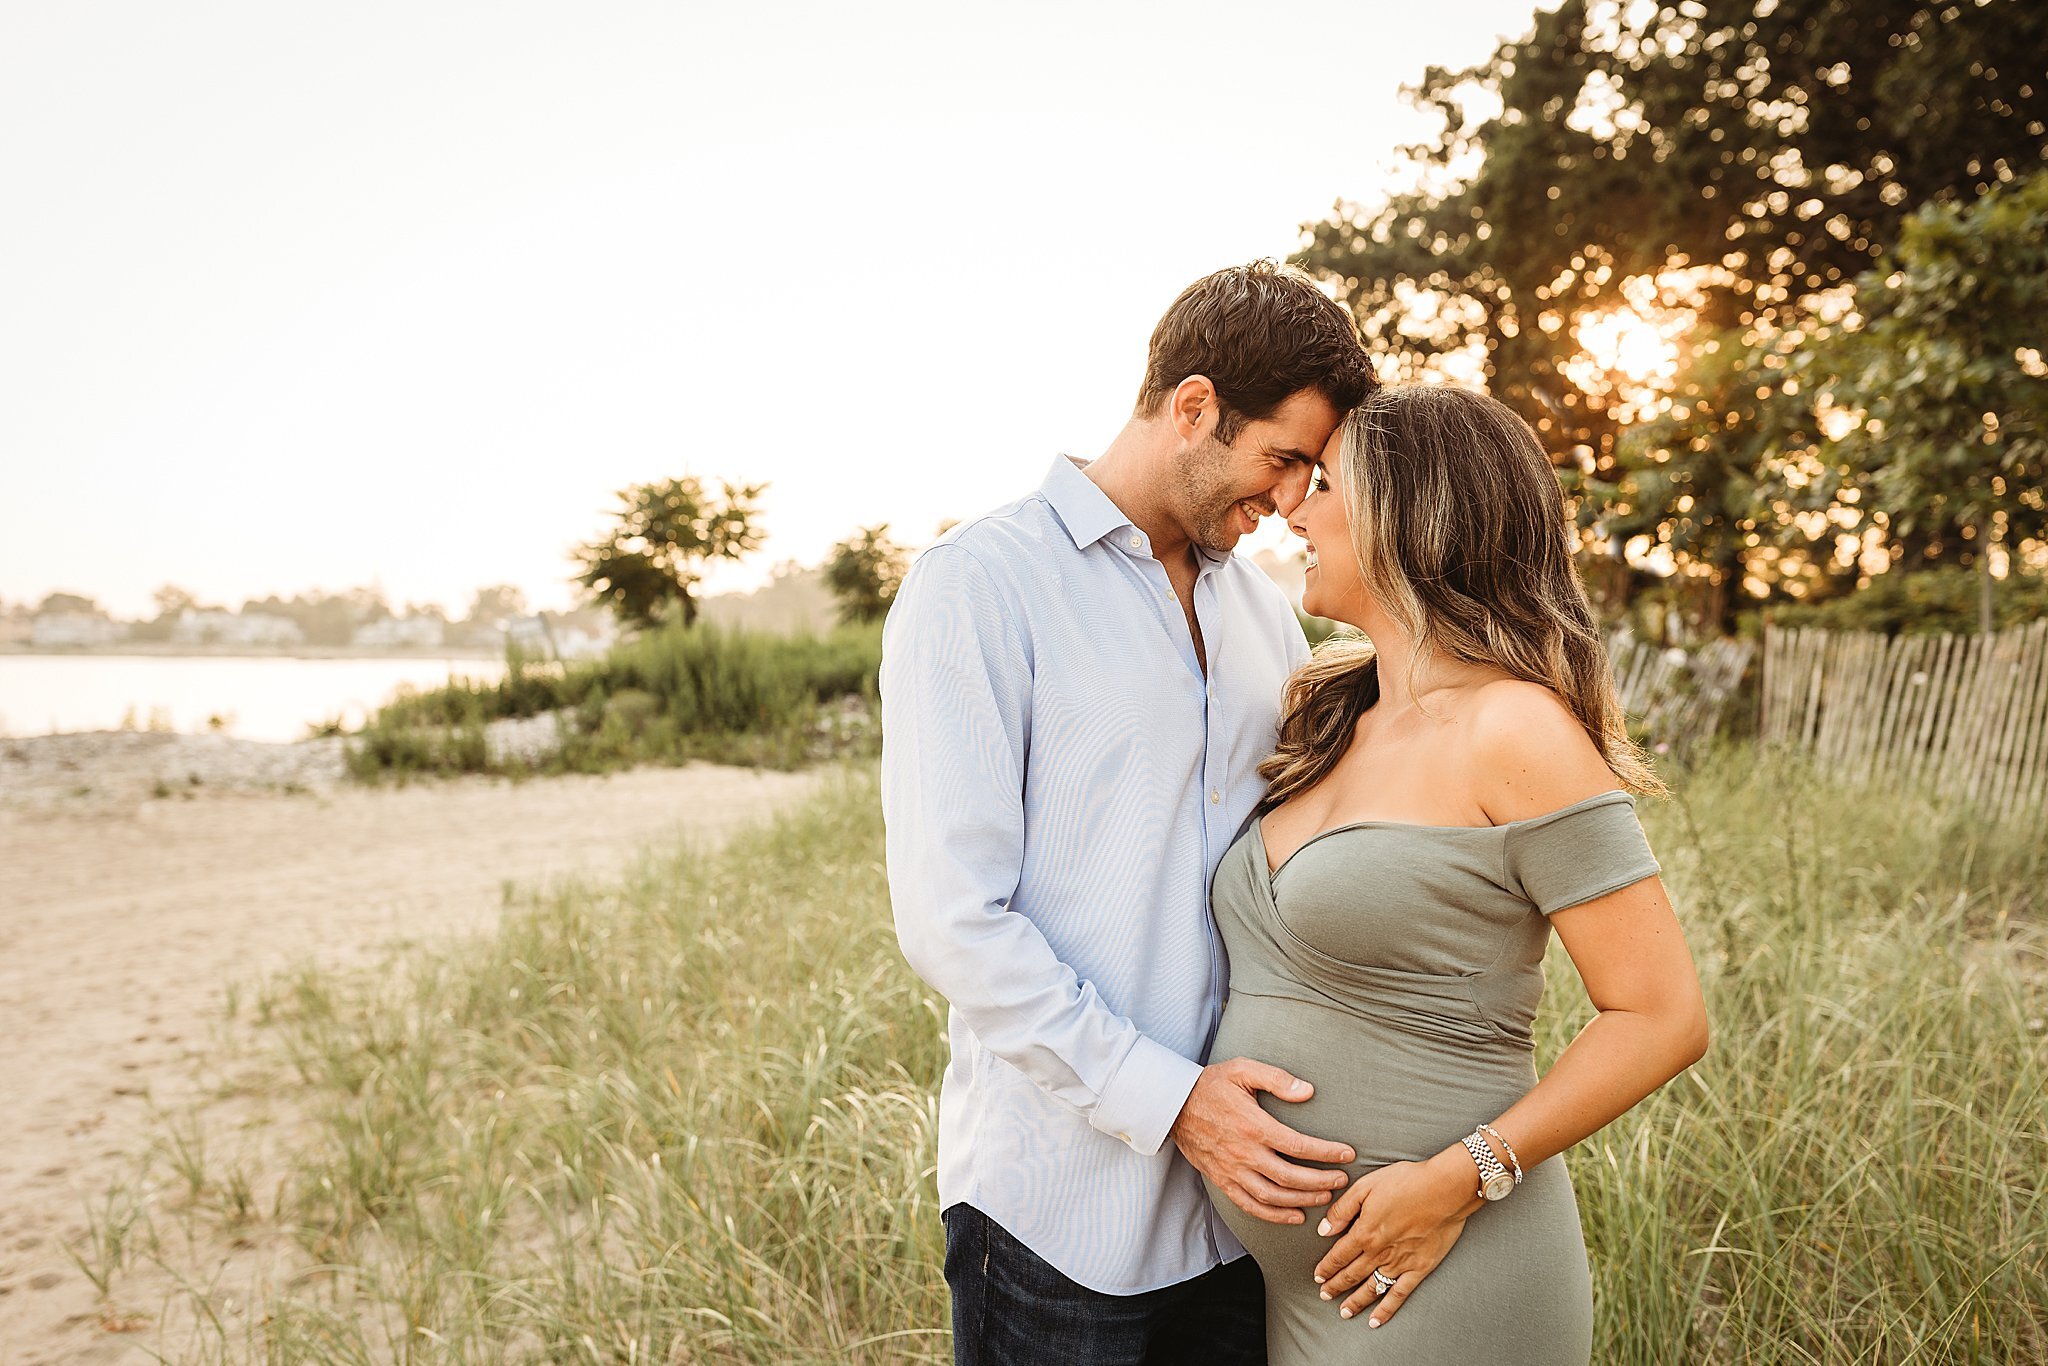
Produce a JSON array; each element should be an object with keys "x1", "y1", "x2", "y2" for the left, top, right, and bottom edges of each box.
[{"x1": 1460, "y1": 678, "x2": 1620, "y2": 823}]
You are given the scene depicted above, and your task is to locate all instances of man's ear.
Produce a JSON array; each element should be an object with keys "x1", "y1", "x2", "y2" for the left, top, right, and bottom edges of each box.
[{"x1": 1169, "y1": 376, "x2": 1218, "y2": 443}]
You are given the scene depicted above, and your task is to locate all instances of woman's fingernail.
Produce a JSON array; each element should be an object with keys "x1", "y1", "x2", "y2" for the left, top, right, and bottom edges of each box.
[
  {"x1": 1313, "y1": 1273, "x2": 1325, "y2": 1284},
  {"x1": 1316, "y1": 1219, "x2": 1331, "y2": 1236},
  {"x1": 1368, "y1": 1317, "x2": 1381, "y2": 1328},
  {"x1": 1340, "y1": 1306, "x2": 1354, "y2": 1319},
  {"x1": 1319, "y1": 1289, "x2": 1331, "y2": 1301}
]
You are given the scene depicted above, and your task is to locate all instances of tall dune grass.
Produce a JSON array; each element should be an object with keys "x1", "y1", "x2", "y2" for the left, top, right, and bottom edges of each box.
[
  {"x1": 344, "y1": 622, "x2": 882, "y2": 779},
  {"x1": 1567, "y1": 750, "x2": 2046, "y2": 1362},
  {"x1": 151, "y1": 753, "x2": 2044, "y2": 1363}
]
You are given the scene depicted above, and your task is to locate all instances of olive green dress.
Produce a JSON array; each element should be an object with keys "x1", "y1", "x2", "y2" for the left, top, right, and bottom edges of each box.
[{"x1": 1203, "y1": 790, "x2": 1660, "y2": 1365}]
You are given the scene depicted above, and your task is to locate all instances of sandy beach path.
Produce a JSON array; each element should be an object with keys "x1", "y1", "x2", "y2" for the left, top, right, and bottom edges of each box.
[{"x1": 0, "y1": 762, "x2": 825, "y2": 1364}]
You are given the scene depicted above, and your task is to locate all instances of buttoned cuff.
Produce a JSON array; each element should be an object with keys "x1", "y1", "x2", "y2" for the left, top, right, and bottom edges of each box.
[{"x1": 1090, "y1": 1036, "x2": 1204, "y2": 1157}]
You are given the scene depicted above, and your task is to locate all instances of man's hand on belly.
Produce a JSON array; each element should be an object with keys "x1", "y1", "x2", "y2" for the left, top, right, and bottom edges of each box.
[{"x1": 1169, "y1": 1057, "x2": 1356, "y2": 1224}]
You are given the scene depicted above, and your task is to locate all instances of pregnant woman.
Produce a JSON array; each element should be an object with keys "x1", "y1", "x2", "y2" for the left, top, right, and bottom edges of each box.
[{"x1": 1204, "y1": 384, "x2": 1710, "y2": 1363}]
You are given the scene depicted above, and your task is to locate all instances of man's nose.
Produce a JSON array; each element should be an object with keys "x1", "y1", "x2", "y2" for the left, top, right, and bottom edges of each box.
[{"x1": 1273, "y1": 463, "x2": 1313, "y2": 517}]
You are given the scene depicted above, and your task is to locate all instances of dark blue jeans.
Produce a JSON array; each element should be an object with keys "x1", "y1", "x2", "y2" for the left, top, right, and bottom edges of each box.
[{"x1": 942, "y1": 1204, "x2": 1266, "y2": 1365}]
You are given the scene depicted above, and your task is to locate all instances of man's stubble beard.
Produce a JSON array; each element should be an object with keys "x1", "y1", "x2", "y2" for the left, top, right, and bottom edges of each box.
[{"x1": 1178, "y1": 431, "x2": 1265, "y2": 555}]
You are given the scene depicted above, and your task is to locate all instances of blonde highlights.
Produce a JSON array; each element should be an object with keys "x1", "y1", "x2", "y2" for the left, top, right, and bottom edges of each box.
[{"x1": 1258, "y1": 384, "x2": 1663, "y2": 812}]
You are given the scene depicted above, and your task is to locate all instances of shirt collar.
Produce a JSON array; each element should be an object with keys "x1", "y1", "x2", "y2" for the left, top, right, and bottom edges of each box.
[
  {"x1": 1040, "y1": 455, "x2": 1133, "y2": 551},
  {"x1": 1039, "y1": 454, "x2": 1234, "y2": 573}
]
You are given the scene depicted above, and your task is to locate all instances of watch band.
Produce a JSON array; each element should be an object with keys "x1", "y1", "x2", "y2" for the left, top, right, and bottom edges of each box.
[{"x1": 1461, "y1": 1131, "x2": 1511, "y2": 1198}]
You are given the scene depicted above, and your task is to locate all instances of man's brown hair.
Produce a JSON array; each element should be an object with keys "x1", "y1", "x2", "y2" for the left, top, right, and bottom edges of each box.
[{"x1": 1135, "y1": 260, "x2": 1375, "y2": 441}]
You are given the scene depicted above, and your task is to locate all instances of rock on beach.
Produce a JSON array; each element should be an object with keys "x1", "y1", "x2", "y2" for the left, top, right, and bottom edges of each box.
[
  {"x1": 0, "y1": 714, "x2": 575, "y2": 813},
  {"x1": 0, "y1": 730, "x2": 349, "y2": 811}
]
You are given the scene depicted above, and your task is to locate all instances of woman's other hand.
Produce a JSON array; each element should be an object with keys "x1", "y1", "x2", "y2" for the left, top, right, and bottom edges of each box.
[{"x1": 1312, "y1": 1151, "x2": 1478, "y2": 1325}]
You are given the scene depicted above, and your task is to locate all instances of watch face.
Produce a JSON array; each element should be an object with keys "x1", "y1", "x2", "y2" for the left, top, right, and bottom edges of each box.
[{"x1": 1482, "y1": 1170, "x2": 1516, "y2": 1201}]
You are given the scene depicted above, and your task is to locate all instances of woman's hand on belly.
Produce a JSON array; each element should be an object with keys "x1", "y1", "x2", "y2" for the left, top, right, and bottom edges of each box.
[{"x1": 1311, "y1": 1151, "x2": 1480, "y2": 1326}]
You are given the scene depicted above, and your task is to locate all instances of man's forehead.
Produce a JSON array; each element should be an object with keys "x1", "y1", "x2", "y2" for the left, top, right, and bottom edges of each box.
[{"x1": 1251, "y1": 389, "x2": 1343, "y2": 453}]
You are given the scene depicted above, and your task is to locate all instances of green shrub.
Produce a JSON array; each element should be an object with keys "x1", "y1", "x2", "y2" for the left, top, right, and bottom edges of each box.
[
  {"x1": 1764, "y1": 565, "x2": 2048, "y2": 636},
  {"x1": 345, "y1": 621, "x2": 884, "y2": 780}
]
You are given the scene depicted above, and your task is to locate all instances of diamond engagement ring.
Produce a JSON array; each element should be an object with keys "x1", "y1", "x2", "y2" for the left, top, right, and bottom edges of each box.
[{"x1": 1370, "y1": 1269, "x2": 1397, "y2": 1294}]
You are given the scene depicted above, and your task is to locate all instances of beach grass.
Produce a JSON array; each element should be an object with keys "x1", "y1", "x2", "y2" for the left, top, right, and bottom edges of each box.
[
  {"x1": 142, "y1": 753, "x2": 2044, "y2": 1363},
  {"x1": 344, "y1": 622, "x2": 883, "y2": 780}
]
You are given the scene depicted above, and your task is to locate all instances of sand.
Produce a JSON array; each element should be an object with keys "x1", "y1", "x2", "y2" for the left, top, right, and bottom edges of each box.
[{"x1": 0, "y1": 752, "x2": 825, "y2": 1364}]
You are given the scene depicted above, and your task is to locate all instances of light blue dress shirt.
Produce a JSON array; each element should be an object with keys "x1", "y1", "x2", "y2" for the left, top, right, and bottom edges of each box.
[{"x1": 880, "y1": 455, "x2": 1311, "y2": 1294}]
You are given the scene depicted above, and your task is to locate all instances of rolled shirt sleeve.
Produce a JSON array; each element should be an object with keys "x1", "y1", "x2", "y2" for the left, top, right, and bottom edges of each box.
[{"x1": 880, "y1": 543, "x2": 1200, "y2": 1154}]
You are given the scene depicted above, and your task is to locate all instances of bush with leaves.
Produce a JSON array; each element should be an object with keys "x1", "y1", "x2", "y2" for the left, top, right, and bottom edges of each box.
[
  {"x1": 823, "y1": 524, "x2": 909, "y2": 625},
  {"x1": 574, "y1": 477, "x2": 766, "y2": 630}
]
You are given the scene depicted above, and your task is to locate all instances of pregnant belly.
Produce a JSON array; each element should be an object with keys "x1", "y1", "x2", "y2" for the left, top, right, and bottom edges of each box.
[
  {"x1": 1212, "y1": 991, "x2": 1537, "y2": 1163},
  {"x1": 1207, "y1": 991, "x2": 1540, "y2": 1286}
]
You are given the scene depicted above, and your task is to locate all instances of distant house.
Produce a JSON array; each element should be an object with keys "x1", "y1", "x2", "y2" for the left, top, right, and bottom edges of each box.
[
  {"x1": 352, "y1": 616, "x2": 446, "y2": 649},
  {"x1": 173, "y1": 608, "x2": 305, "y2": 647},
  {"x1": 30, "y1": 611, "x2": 129, "y2": 647},
  {"x1": 552, "y1": 622, "x2": 613, "y2": 658}
]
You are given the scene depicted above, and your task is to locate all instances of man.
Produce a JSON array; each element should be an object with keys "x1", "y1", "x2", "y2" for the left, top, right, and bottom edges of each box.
[{"x1": 881, "y1": 262, "x2": 1375, "y2": 1364}]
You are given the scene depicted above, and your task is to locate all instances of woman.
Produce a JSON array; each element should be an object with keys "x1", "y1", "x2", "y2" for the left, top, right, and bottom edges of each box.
[{"x1": 1202, "y1": 384, "x2": 1709, "y2": 1364}]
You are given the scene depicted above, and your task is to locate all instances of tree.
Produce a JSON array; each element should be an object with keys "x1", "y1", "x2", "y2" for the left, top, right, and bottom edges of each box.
[
  {"x1": 343, "y1": 585, "x2": 392, "y2": 624},
  {"x1": 1597, "y1": 328, "x2": 1781, "y2": 624},
  {"x1": 824, "y1": 524, "x2": 909, "y2": 624},
  {"x1": 35, "y1": 591, "x2": 102, "y2": 616},
  {"x1": 126, "y1": 584, "x2": 201, "y2": 642},
  {"x1": 1802, "y1": 172, "x2": 2048, "y2": 629},
  {"x1": 152, "y1": 584, "x2": 199, "y2": 619},
  {"x1": 237, "y1": 588, "x2": 390, "y2": 646},
  {"x1": 573, "y1": 477, "x2": 767, "y2": 630},
  {"x1": 1296, "y1": 0, "x2": 2048, "y2": 623},
  {"x1": 464, "y1": 584, "x2": 528, "y2": 626}
]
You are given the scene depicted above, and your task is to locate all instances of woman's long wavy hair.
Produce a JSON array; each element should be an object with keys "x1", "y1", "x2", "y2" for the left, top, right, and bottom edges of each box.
[{"x1": 1257, "y1": 384, "x2": 1663, "y2": 813}]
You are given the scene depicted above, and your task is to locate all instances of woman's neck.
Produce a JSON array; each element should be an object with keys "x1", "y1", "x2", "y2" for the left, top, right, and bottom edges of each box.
[{"x1": 1346, "y1": 602, "x2": 1484, "y2": 714}]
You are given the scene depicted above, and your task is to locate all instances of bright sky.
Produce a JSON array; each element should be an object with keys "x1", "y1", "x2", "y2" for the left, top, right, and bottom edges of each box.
[{"x1": 1, "y1": 0, "x2": 1547, "y2": 619}]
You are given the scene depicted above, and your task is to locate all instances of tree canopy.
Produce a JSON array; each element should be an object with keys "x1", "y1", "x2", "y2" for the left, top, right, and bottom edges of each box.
[
  {"x1": 823, "y1": 524, "x2": 909, "y2": 625},
  {"x1": 465, "y1": 584, "x2": 529, "y2": 627},
  {"x1": 1803, "y1": 172, "x2": 2048, "y2": 623},
  {"x1": 1297, "y1": 0, "x2": 2048, "y2": 626},
  {"x1": 35, "y1": 591, "x2": 103, "y2": 616},
  {"x1": 573, "y1": 477, "x2": 767, "y2": 630}
]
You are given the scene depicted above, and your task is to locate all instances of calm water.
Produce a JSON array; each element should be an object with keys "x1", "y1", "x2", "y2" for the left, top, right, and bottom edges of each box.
[{"x1": 0, "y1": 654, "x2": 510, "y2": 743}]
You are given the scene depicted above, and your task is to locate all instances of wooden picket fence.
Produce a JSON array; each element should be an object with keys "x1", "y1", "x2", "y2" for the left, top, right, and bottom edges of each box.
[
  {"x1": 1608, "y1": 631, "x2": 1756, "y2": 756},
  {"x1": 1760, "y1": 620, "x2": 2048, "y2": 818}
]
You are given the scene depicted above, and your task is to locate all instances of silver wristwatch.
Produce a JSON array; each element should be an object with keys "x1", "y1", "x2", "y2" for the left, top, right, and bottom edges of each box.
[{"x1": 1461, "y1": 1131, "x2": 1515, "y2": 1201}]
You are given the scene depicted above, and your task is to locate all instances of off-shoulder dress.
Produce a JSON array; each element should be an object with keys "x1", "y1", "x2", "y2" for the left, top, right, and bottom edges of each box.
[{"x1": 1203, "y1": 790, "x2": 1660, "y2": 1365}]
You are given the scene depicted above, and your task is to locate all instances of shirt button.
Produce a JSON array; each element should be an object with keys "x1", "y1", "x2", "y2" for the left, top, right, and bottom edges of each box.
[
  {"x1": 1209, "y1": 789, "x2": 1221, "y2": 805},
  {"x1": 1128, "y1": 533, "x2": 1143, "y2": 551}
]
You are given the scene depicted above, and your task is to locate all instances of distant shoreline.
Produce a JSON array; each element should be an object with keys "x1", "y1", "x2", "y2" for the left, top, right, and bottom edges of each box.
[{"x1": 0, "y1": 642, "x2": 508, "y2": 661}]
